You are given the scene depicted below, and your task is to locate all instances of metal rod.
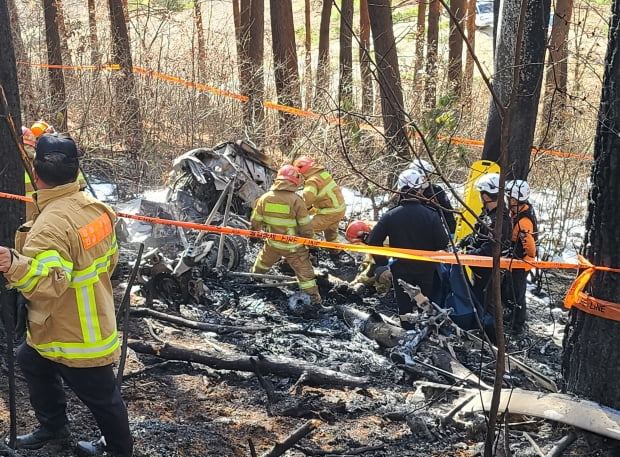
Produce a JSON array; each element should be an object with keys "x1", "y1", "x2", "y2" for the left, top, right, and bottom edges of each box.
[{"x1": 216, "y1": 176, "x2": 236, "y2": 269}]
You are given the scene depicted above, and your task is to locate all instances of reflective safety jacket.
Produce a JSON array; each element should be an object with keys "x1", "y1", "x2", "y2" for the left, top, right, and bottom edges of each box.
[
  {"x1": 5, "y1": 181, "x2": 120, "y2": 368},
  {"x1": 300, "y1": 164, "x2": 346, "y2": 216},
  {"x1": 25, "y1": 172, "x2": 88, "y2": 221},
  {"x1": 510, "y1": 203, "x2": 537, "y2": 261},
  {"x1": 250, "y1": 179, "x2": 313, "y2": 251}
]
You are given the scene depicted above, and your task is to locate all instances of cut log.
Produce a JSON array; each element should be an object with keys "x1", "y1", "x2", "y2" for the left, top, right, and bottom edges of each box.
[
  {"x1": 128, "y1": 340, "x2": 370, "y2": 387},
  {"x1": 261, "y1": 419, "x2": 321, "y2": 457}
]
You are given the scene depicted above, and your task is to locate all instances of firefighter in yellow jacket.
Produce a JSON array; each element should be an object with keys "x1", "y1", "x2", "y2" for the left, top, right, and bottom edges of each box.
[
  {"x1": 293, "y1": 156, "x2": 347, "y2": 257},
  {"x1": 250, "y1": 165, "x2": 322, "y2": 304},
  {"x1": 0, "y1": 134, "x2": 133, "y2": 457}
]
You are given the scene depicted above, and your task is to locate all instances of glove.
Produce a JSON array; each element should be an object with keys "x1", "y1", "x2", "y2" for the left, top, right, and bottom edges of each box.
[{"x1": 359, "y1": 231, "x2": 369, "y2": 244}]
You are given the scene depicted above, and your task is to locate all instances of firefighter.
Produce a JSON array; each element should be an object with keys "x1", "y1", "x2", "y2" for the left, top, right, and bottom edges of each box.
[
  {"x1": 503, "y1": 179, "x2": 537, "y2": 334},
  {"x1": 345, "y1": 220, "x2": 392, "y2": 295},
  {"x1": 250, "y1": 165, "x2": 322, "y2": 304},
  {"x1": 366, "y1": 168, "x2": 449, "y2": 329},
  {"x1": 0, "y1": 133, "x2": 133, "y2": 457},
  {"x1": 293, "y1": 155, "x2": 347, "y2": 261},
  {"x1": 458, "y1": 173, "x2": 512, "y2": 339},
  {"x1": 407, "y1": 158, "x2": 456, "y2": 235}
]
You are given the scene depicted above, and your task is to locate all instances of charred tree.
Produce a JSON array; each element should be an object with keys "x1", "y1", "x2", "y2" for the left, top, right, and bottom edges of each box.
[
  {"x1": 0, "y1": 0, "x2": 25, "y2": 245},
  {"x1": 562, "y1": 1, "x2": 620, "y2": 443},
  {"x1": 359, "y1": 0, "x2": 373, "y2": 114},
  {"x1": 339, "y1": 0, "x2": 354, "y2": 111},
  {"x1": 54, "y1": 0, "x2": 72, "y2": 66},
  {"x1": 42, "y1": 0, "x2": 67, "y2": 132},
  {"x1": 367, "y1": 0, "x2": 409, "y2": 158},
  {"x1": 481, "y1": 0, "x2": 551, "y2": 180},
  {"x1": 314, "y1": 0, "x2": 332, "y2": 108},
  {"x1": 448, "y1": 0, "x2": 465, "y2": 96},
  {"x1": 269, "y1": 0, "x2": 300, "y2": 150},
  {"x1": 108, "y1": 0, "x2": 142, "y2": 153},
  {"x1": 539, "y1": 0, "x2": 574, "y2": 147},
  {"x1": 87, "y1": 0, "x2": 102, "y2": 66},
  {"x1": 425, "y1": 0, "x2": 440, "y2": 108}
]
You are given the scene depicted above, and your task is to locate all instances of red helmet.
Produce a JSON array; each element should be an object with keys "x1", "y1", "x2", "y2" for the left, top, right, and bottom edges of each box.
[
  {"x1": 276, "y1": 165, "x2": 301, "y2": 186},
  {"x1": 345, "y1": 220, "x2": 371, "y2": 243},
  {"x1": 293, "y1": 155, "x2": 315, "y2": 174},
  {"x1": 22, "y1": 126, "x2": 36, "y2": 147}
]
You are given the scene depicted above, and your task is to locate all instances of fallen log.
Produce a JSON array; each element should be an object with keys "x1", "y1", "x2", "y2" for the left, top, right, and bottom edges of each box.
[
  {"x1": 417, "y1": 381, "x2": 620, "y2": 441},
  {"x1": 129, "y1": 307, "x2": 273, "y2": 334},
  {"x1": 128, "y1": 340, "x2": 370, "y2": 387},
  {"x1": 261, "y1": 419, "x2": 321, "y2": 457}
]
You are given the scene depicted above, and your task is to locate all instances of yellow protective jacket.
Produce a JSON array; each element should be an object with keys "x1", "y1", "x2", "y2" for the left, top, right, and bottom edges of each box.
[
  {"x1": 251, "y1": 179, "x2": 313, "y2": 251},
  {"x1": 5, "y1": 181, "x2": 120, "y2": 368},
  {"x1": 300, "y1": 164, "x2": 346, "y2": 215}
]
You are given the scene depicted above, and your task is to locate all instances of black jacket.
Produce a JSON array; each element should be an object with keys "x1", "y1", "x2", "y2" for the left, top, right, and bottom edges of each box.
[
  {"x1": 465, "y1": 206, "x2": 512, "y2": 258},
  {"x1": 423, "y1": 183, "x2": 456, "y2": 234},
  {"x1": 367, "y1": 199, "x2": 449, "y2": 275}
]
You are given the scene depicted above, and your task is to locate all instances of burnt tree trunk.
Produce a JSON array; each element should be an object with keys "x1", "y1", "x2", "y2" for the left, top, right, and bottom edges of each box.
[
  {"x1": 194, "y1": 0, "x2": 207, "y2": 78},
  {"x1": 539, "y1": 0, "x2": 574, "y2": 147},
  {"x1": 54, "y1": 0, "x2": 72, "y2": 66},
  {"x1": 314, "y1": 0, "x2": 332, "y2": 109},
  {"x1": 448, "y1": 0, "x2": 465, "y2": 96},
  {"x1": 269, "y1": 0, "x2": 300, "y2": 150},
  {"x1": 463, "y1": 0, "x2": 476, "y2": 97},
  {"x1": 108, "y1": 0, "x2": 142, "y2": 153},
  {"x1": 42, "y1": 0, "x2": 67, "y2": 131},
  {"x1": 359, "y1": 0, "x2": 373, "y2": 114},
  {"x1": 481, "y1": 0, "x2": 551, "y2": 180},
  {"x1": 562, "y1": 0, "x2": 620, "y2": 434},
  {"x1": 0, "y1": 0, "x2": 25, "y2": 245},
  {"x1": 339, "y1": 0, "x2": 354, "y2": 111},
  {"x1": 425, "y1": 0, "x2": 440, "y2": 108},
  {"x1": 367, "y1": 0, "x2": 409, "y2": 158}
]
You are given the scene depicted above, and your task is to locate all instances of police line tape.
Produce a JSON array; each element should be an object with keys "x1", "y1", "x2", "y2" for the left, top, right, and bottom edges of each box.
[
  {"x1": 0, "y1": 190, "x2": 596, "y2": 271},
  {"x1": 19, "y1": 62, "x2": 591, "y2": 161}
]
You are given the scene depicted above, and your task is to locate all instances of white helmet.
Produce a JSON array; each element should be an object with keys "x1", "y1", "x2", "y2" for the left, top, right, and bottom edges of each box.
[
  {"x1": 474, "y1": 173, "x2": 500, "y2": 194},
  {"x1": 397, "y1": 168, "x2": 427, "y2": 191},
  {"x1": 408, "y1": 158, "x2": 434, "y2": 174},
  {"x1": 506, "y1": 179, "x2": 530, "y2": 201}
]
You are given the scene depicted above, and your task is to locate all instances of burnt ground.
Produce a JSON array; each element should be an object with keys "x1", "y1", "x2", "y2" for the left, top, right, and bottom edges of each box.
[{"x1": 0, "y1": 248, "x2": 615, "y2": 457}]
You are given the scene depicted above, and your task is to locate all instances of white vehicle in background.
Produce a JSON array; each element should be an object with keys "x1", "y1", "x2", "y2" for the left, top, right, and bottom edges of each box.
[{"x1": 476, "y1": 1, "x2": 494, "y2": 28}]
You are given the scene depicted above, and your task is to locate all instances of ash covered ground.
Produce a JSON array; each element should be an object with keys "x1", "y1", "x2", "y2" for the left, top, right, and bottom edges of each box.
[{"x1": 0, "y1": 245, "x2": 612, "y2": 457}]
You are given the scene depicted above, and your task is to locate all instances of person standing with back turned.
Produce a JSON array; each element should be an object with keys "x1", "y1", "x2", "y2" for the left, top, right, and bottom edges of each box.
[{"x1": 0, "y1": 133, "x2": 133, "y2": 457}]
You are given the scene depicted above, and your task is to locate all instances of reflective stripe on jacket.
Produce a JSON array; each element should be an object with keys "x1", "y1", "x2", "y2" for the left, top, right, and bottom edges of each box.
[
  {"x1": 251, "y1": 179, "x2": 313, "y2": 251},
  {"x1": 6, "y1": 181, "x2": 120, "y2": 368},
  {"x1": 301, "y1": 166, "x2": 346, "y2": 215}
]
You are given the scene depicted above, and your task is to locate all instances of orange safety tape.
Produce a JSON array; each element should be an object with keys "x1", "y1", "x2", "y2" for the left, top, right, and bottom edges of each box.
[
  {"x1": 0, "y1": 190, "x2": 596, "y2": 271},
  {"x1": 570, "y1": 292, "x2": 620, "y2": 322},
  {"x1": 17, "y1": 61, "x2": 592, "y2": 161}
]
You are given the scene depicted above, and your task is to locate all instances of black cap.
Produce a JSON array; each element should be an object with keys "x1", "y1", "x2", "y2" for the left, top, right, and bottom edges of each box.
[{"x1": 35, "y1": 133, "x2": 79, "y2": 162}]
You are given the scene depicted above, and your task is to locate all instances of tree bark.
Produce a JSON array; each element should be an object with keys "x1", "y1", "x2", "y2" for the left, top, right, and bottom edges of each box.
[
  {"x1": 108, "y1": 0, "x2": 142, "y2": 153},
  {"x1": 87, "y1": 0, "x2": 102, "y2": 66},
  {"x1": 128, "y1": 340, "x2": 370, "y2": 387},
  {"x1": 314, "y1": 0, "x2": 332, "y2": 109},
  {"x1": 414, "y1": 0, "x2": 426, "y2": 89},
  {"x1": 339, "y1": 0, "x2": 354, "y2": 111},
  {"x1": 563, "y1": 0, "x2": 620, "y2": 424},
  {"x1": 194, "y1": 0, "x2": 207, "y2": 78},
  {"x1": 7, "y1": 0, "x2": 34, "y2": 120},
  {"x1": 269, "y1": 0, "x2": 300, "y2": 150},
  {"x1": 0, "y1": 0, "x2": 25, "y2": 246},
  {"x1": 481, "y1": 0, "x2": 551, "y2": 180},
  {"x1": 448, "y1": 0, "x2": 465, "y2": 96},
  {"x1": 54, "y1": 0, "x2": 72, "y2": 66},
  {"x1": 425, "y1": 0, "x2": 440, "y2": 108},
  {"x1": 463, "y1": 0, "x2": 476, "y2": 97},
  {"x1": 359, "y1": 0, "x2": 373, "y2": 114},
  {"x1": 42, "y1": 0, "x2": 68, "y2": 132},
  {"x1": 539, "y1": 0, "x2": 574, "y2": 147},
  {"x1": 367, "y1": 0, "x2": 409, "y2": 158},
  {"x1": 303, "y1": 0, "x2": 312, "y2": 108}
]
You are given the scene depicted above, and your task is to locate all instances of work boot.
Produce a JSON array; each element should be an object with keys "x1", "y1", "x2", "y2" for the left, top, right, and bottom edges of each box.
[
  {"x1": 15, "y1": 424, "x2": 71, "y2": 450},
  {"x1": 76, "y1": 436, "x2": 131, "y2": 457}
]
